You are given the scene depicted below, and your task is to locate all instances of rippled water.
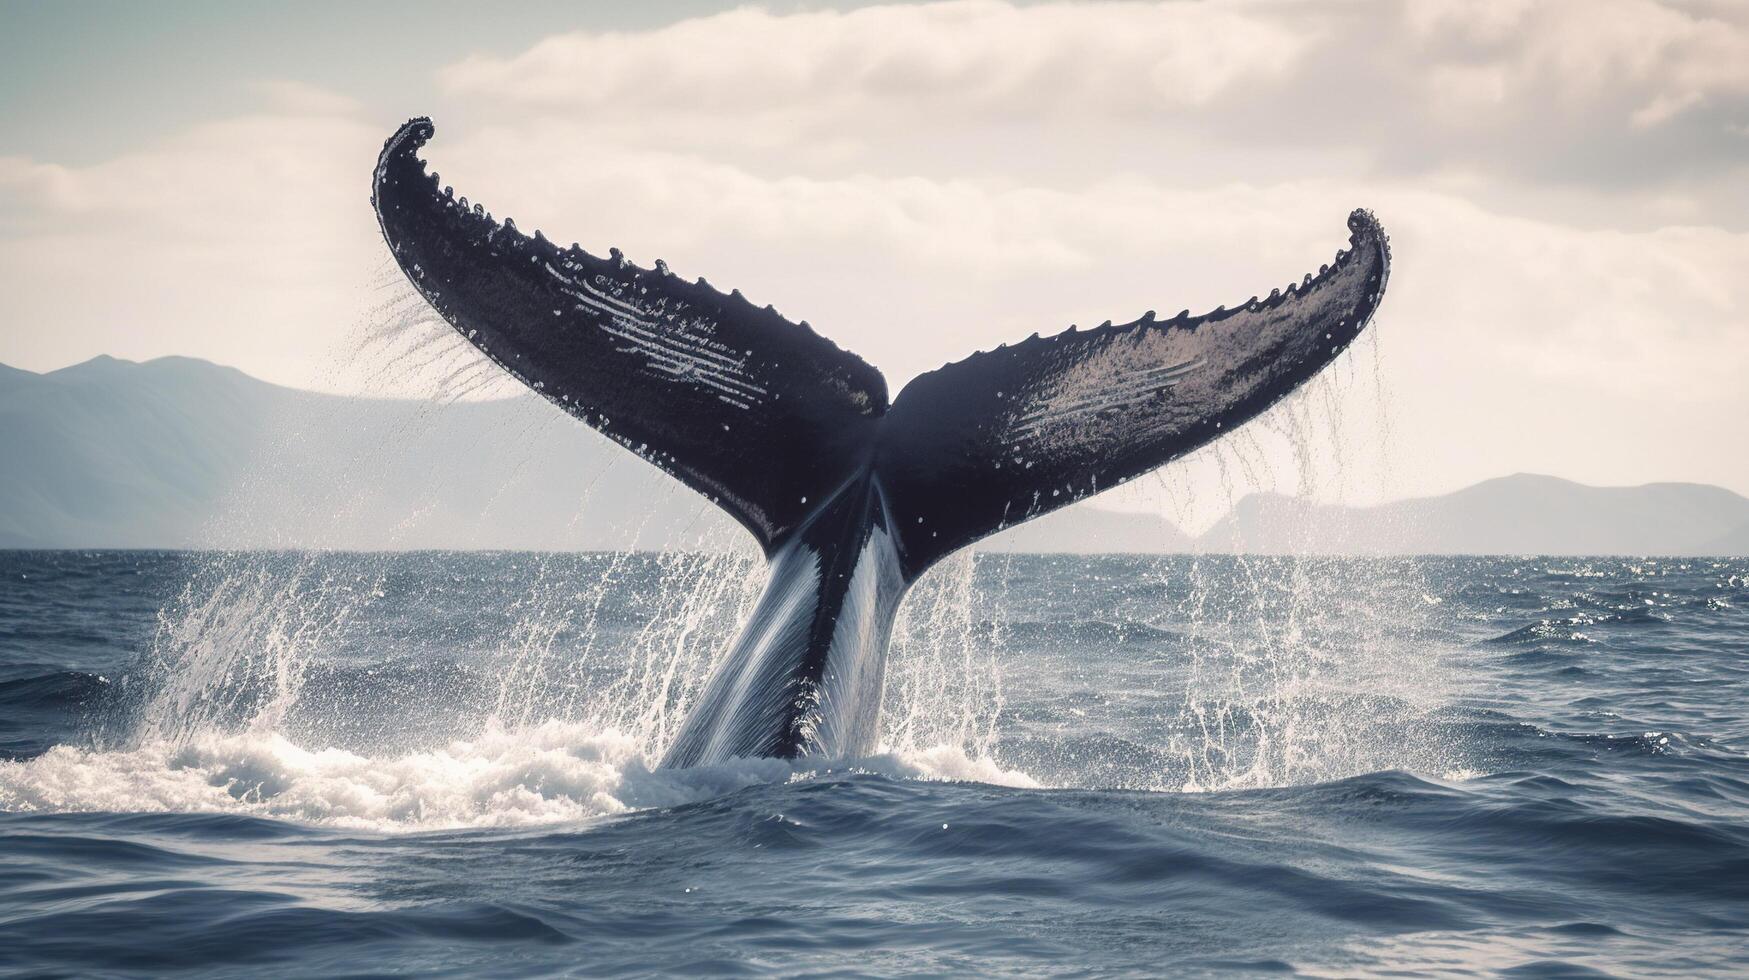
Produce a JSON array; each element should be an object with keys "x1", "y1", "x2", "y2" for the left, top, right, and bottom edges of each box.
[{"x1": 2, "y1": 551, "x2": 1746, "y2": 976}]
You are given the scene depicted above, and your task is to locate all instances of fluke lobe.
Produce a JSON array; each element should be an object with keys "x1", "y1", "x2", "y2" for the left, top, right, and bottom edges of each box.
[{"x1": 372, "y1": 118, "x2": 1391, "y2": 768}]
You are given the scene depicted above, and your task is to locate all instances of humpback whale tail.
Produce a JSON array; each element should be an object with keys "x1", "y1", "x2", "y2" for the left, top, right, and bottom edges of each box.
[{"x1": 372, "y1": 118, "x2": 1391, "y2": 767}]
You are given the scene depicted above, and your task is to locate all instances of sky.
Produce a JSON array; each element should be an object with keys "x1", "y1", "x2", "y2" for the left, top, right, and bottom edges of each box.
[{"x1": 2, "y1": 0, "x2": 1747, "y2": 513}]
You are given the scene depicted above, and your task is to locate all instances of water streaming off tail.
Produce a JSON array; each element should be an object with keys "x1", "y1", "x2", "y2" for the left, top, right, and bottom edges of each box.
[
  {"x1": 884, "y1": 550, "x2": 1006, "y2": 760},
  {"x1": 1129, "y1": 328, "x2": 1463, "y2": 791},
  {"x1": 1158, "y1": 554, "x2": 1459, "y2": 791}
]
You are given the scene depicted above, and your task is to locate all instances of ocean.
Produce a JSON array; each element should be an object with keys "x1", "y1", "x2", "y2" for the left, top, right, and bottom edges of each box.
[{"x1": 1, "y1": 549, "x2": 1745, "y2": 976}]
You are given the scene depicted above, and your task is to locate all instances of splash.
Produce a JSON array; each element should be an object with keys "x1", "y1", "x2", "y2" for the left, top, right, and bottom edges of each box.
[
  {"x1": 43, "y1": 539, "x2": 1024, "y2": 832},
  {"x1": 32, "y1": 275, "x2": 1451, "y2": 824},
  {"x1": 0, "y1": 721, "x2": 1033, "y2": 833},
  {"x1": 125, "y1": 552, "x2": 385, "y2": 748}
]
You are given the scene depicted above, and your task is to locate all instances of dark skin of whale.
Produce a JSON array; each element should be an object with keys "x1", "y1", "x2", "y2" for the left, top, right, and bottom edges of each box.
[{"x1": 371, "y1": 118, "x2": 1391, "y2": 767}]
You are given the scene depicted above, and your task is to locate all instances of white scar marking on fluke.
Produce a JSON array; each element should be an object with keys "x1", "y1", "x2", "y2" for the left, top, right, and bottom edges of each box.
[
  {"x1": 597, "y1": 318, "x2": 767, "y2": 409},
  {"x1": 1013, "y1": 355, "x2": 1203, "y2": 437},
  {"x1": 542, "y1": 261, "x2": 769, "y2": 408}
]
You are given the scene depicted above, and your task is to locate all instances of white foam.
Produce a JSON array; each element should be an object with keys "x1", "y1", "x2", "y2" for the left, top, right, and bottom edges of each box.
[{"x1": 0, "y1": 721, "x2": 1038, "y2": 833}]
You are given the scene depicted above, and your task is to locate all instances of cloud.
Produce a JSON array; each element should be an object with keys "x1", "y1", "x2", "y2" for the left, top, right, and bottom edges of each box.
[
  {"x1": 441, "y1": 0, "x2": 1749, "y2": 213},
  {"x1": 253, "y1": 80, "x2": 366, "y2": 118},
  {"x1": 442, "y1": 1, "x2": 1309, "y2": 117}
]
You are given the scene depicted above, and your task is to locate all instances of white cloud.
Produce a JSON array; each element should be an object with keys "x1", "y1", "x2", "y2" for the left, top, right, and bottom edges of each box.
[
  {"x1": 442, "y1": 1, "x2": 1310, "y2": 117},
  {"x1": 253, "y1": 80, "x2": 366, "y2": 118},
  {"x1": 440, "y1": 0, "x2": 1749, "y2": 215}
]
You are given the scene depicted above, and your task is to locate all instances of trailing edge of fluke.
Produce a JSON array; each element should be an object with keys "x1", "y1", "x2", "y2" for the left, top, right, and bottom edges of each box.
[{"x1": 371, "y1": 117, "x2": 1391, "y2": 766}]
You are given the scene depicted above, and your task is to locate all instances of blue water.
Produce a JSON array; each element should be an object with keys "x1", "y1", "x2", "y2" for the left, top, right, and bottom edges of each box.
[{"x1": 2, "y1": 550, "x2": 1746, "y2": 976}]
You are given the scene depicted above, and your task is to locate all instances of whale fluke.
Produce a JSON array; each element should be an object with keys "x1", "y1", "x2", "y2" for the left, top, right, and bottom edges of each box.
[
  {"x1": 373, "y1": 117, "x2": 886, "y2": 553},
  {"x1": 881, "y1": 207, "x2": 1388, "y2": 576},
  {"x1": 372, "y1": 118, "x2": 1392, "y2": 765}
]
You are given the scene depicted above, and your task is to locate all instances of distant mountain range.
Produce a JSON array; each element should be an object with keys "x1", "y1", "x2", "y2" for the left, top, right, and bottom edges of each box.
[
  {"x1": 3, "y1": 356, "x2": 1745, "y2": 555},
  {"x1": 0, "y1": 355, "x2": 715, "y2": 551},
  {"x1": 1189, "y1": 475, "x2": 1749, "y2": 556}
]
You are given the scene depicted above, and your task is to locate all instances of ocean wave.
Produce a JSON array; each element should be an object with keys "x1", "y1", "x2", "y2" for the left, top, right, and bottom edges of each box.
[
  {"x1": 0, "y1": 669, "x2": 110, "y2": 709},
  {"x1": 1484, "y1": 607, "x2": 1670, "y2": 645},
  {"x1": 0, "y1": 670, "x2": 115, "y2": 762}
]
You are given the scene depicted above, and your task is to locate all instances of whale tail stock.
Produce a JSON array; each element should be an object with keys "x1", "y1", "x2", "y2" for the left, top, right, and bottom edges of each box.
[{"x1": 372, "y1": 118, "x2": 1390, "y2": 763}]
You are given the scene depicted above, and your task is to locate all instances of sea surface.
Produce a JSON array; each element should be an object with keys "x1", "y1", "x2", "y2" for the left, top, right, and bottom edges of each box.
[{"x1": 1, "y1": 550, "x2": 1746, "y2": 977}]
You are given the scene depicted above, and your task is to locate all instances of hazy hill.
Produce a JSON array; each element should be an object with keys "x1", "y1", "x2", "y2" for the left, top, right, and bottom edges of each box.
[
  {"x1": 2, "y1": 356, "x2": 1745, "y2": 556},
  {"x1": 0, "y1": 355, "x2": 721, "y2": 551},
  {"x1": 1197, "y1": 474, "x2": 1749, "y2": 556},
  {"x1": 1702, "y1": 520, "x2": 1749, "y2": 557}
]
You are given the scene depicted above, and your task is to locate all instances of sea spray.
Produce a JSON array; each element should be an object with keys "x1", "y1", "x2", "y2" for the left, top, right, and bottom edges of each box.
[{"x1": 125, "y1": 551, "x2": 386, "y2": 749}]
